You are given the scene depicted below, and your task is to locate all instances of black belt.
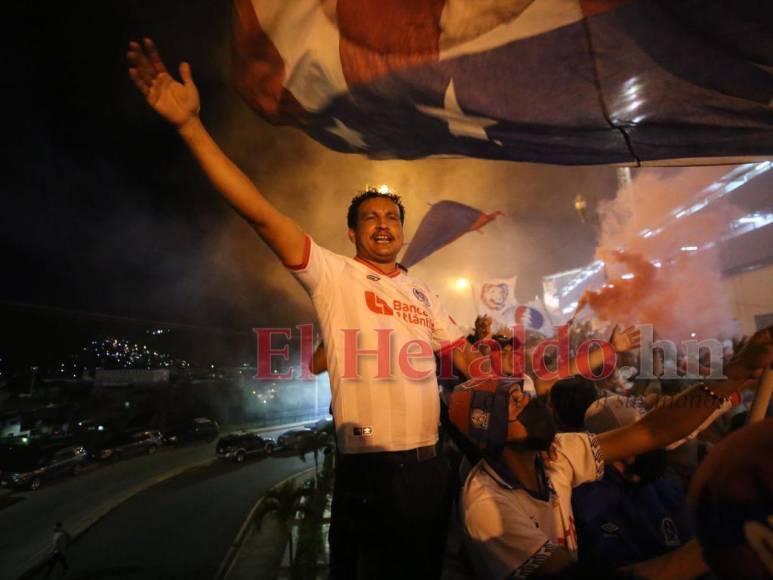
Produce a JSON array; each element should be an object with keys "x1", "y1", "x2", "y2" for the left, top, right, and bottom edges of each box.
[{"x1": 342, "y1": 444, "x2": 437, "y2": 466}]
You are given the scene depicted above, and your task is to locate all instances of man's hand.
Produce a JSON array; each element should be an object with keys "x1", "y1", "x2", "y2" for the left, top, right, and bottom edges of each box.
[
  {"x1": 610, "y1": 325, "x2": 641, "y2": 353},
  {"x1": 473, "y1": 315, "x2": 493, "y2": 341},
  {"x1": 128, "y1": 38, "x2": 200, "y2": 129},
  {"x1": 127, "y1": 37, "x2": 306, "y2": 266}
]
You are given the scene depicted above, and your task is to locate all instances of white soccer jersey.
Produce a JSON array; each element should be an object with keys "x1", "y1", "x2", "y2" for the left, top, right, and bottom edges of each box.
[
  {"x1": 287, "y1": 236, "x2": 464, "y2": 454},
  {"x1": 462, "y1": 433, "x2": 604, "y2": 579}
]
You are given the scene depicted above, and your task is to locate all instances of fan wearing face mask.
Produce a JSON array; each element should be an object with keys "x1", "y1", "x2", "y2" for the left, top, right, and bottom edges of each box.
[{"x1": 450, "y1": 325, "x2": 773, "y2": 580}]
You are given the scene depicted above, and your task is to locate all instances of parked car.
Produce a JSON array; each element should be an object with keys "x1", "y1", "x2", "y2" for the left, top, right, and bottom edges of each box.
[
  {"x1": 0, "y1": 444, "x2": 88, "y2": 491},
  {"x1": 164, "y1": 417, "x2": 220, "y2": 445},
  {"x1": 216, "y1": 432, "x2": 275, "y2": 463},
  {"x1": 98, "y1": 430, "x2": 163, "y2": 461},
  {"x1": 306, "y1": 416, "x2": 334, "y2": 434},
  {"x1": 277, "y1": 428, "x2": 315, "y2": 449}
]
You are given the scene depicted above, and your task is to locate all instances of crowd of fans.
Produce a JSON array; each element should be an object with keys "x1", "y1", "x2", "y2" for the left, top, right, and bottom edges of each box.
[{"x1": 435, "y1": 315, "x2": 772, "y2": 580}]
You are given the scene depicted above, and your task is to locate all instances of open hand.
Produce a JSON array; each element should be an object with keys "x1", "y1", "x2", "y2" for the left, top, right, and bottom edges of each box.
[
  {"x1": 474, "y1": 315, "x2": 493, "y2": 340},
  {"x1": 128, "y1": 38, "x2": 200, "y2": 128},
  {"x1": 610, "y1": 325, "x2": 641, "y2": 353}
]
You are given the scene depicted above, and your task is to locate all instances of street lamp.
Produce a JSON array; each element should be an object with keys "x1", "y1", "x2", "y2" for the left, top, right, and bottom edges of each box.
[{"x1": 454, "y1": 278, "x2": 470, "y2": 292}]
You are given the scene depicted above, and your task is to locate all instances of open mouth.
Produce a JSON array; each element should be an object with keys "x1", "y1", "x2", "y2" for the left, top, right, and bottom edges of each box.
[{"x1": 372, "y1": 232, "x2": 394, "y2": 245}]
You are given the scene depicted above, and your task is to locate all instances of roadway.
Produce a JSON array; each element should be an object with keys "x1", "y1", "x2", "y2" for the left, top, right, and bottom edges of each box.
[
  {"x1": 27, "y1": 453, "x2": 308, "y2": 579},
  {"x1": 0, "y1": 426, "x2": 311, "y2": 579}
]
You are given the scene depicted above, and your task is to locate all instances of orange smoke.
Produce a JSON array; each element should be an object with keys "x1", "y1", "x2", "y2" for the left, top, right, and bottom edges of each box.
[
  {"x1": 582, "y1": 168, "x2": 739, "y2": 344},
  {"x1": 581, "y1": 250, "x2": 658, "y2": 325}
]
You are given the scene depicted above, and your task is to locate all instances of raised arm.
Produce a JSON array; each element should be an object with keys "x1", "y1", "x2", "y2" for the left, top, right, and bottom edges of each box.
[
  {"x1": 598, "y1": 326, "x2": 773, "y2": 463},
  {"x1": 534, "y1": 325, "x2": 641, "y2": 396},
  {"x1": 127, "y1": 38, "x2": 306, "y2": 266}
]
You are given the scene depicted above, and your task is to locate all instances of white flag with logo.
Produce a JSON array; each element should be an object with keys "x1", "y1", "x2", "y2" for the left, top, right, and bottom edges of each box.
[{"x1": 473, "y1": 276, "x2": 517, "y2": 327}]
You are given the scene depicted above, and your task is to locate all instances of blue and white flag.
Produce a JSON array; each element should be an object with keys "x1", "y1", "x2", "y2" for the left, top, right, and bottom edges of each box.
[{"x1": 233, "y1": 0, "x2": 773, "y2": 166}]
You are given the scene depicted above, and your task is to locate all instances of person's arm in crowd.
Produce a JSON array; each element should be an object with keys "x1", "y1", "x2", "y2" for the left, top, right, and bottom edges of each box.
[
  {"x1": 597, "y1": 326, "x2": 773, "y2": 463},
  {"x1": 533, "y1": 326, "x2": 641, "y2": 396},
  {"x1": 528, "y1": 538, "x2": 706, "y2": 579},
  {"x1": 472, "y1": 315, "x2": 493, "y2": 343},
  {"x1": 127, "y1": 39, "x2": 306, "y2": 266}
]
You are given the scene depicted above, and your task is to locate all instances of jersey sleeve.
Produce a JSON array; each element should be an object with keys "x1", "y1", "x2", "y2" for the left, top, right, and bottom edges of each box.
[
  {"x1": 426, "y1": 288, "x2": 464, "y2": 354},
  {"x1": 284, "y1": 236, "x2": 338, "y2": 296},
  {"x1": 550, "y1": 433, "x2": 605, "y2": 489},
  {"x1": 665, "y1": 391, "x2": 741, "y2": 450},
  {"x1": 464, "y1": 495, "x2": 558, "y2": 579}
]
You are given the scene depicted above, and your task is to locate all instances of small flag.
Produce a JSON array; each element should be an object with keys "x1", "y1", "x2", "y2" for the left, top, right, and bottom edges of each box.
[{"x1": 401, "y1": 201, "x2": 502, "y2": 268}]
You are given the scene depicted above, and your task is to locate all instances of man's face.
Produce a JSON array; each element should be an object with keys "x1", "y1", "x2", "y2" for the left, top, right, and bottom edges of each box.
[
  {"x1": 506, "y1": 384, "x2": 531, "y2": 442},
  {"x1": 348, "y1": 196, "x2": 404, "y2": 264},
  {"x1": 505, "y1": 384, "x2": 556, "y2": 451}
]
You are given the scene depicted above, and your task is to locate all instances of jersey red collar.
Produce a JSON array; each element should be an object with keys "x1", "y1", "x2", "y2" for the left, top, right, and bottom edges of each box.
[{"x1": 353, "y1": 255, "x2": 407, "y2": 278}]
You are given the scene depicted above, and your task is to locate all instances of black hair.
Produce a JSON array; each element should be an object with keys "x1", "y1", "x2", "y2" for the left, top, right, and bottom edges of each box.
[
  {"x1": 550, "y1": 376, "x2": 599, "y2": 432},
  {"x1": 346, "y1": 188, "x2": 405, "y2": 229}
]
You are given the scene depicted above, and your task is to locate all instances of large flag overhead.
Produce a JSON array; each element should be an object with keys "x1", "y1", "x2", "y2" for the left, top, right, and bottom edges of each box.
[
  {"x1": 400, "y1": 201, "x2": 502, "y2": 268},
  {"x1": 232, "y1": 0, "x2": 773, "y2": 166}
]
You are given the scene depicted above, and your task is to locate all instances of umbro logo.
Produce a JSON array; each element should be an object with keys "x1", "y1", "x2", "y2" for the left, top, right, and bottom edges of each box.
[
  {"x1": 601, "y1": 522, "x2": 620, "y2": 534},
  {"x1": 367, "y1": 274, "x2": 381, "y2": 282}
]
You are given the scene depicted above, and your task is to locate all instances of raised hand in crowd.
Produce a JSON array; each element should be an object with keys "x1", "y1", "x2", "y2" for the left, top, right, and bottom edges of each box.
[
  {"x1": 473, "y1": 315, "x2": 494, "y2": 341},
  {"x1": 598, "y1": 325, "x2": 773, "y2": 464},
  {"x1": 610, "y1": 325, "x2": 641, "y2": 353},
  {"x1": 128, "y1": 38, "x2": 199, "y2": 129},
  {"x1": 126, "y1": 38, "x2": 307, "y2": 267}
]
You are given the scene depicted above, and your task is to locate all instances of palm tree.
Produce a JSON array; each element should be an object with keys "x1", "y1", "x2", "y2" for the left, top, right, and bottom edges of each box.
[
  {"x1": 253, "y1": 480, "x2": 312, "y2": 565},
  {"x1": 296, "y1": 431, "x2": 334, "y2": 476}
]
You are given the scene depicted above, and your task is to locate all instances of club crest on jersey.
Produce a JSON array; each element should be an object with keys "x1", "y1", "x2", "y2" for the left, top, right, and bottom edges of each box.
[
  {"x1": 661, "y1": 518, "x2": 680, "y2": 546},
  {"x1": 367, "y1": 274, "x2": 381, "y2": 282},
  {"x1": 412, "y1": 287, "x2": 431, "y2": 308},
  {"x1": 470, "y1": 409, "x2": 490, "y2": 430}
]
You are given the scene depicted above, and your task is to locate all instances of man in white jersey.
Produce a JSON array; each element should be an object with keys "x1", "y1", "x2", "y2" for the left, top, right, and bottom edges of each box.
[
  {"x1": 128, "y1": 39, "x2": 472, "y2": 579},
  {"x1": 290, "y1": 191, "x2": 465, "y2": 454}
]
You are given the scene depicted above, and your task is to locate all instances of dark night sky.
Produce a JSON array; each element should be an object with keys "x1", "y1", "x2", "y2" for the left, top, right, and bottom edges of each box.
[{"x1": 1, "y1": 1, "x2": 618, "y2": 370}]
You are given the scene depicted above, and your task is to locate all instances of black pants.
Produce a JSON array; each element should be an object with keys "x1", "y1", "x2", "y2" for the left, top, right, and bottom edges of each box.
[
  {"x1": 329, "y1": 451, "x2": 452, "y2": 580},
  {"x1": 43, "y1": 552, "x2": 68, "y2": 577}
]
